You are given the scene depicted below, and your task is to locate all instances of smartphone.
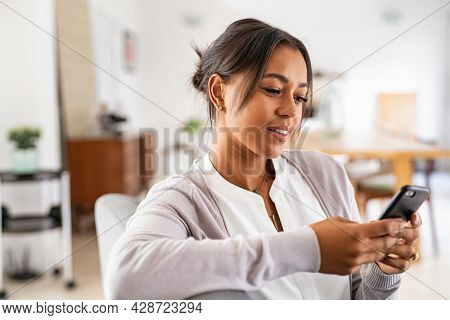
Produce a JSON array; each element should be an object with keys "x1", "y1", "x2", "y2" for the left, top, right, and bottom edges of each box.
[{"x1": 378, "y1": 185, "x2": 430, "y2": 221}]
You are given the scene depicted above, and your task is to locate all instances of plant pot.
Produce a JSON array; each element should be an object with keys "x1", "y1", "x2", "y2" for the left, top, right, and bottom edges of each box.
[{"x1": 12, "y1": 148, "x2": 38, "y2": 174}]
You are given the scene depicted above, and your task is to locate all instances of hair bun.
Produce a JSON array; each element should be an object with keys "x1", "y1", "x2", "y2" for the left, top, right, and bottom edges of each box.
[
  {"x1": 192, "y1": 68, "x2": 204, "y2": 92},
  {"x1": 192, "y1": 46, "x2": 206, "y2": 93}
]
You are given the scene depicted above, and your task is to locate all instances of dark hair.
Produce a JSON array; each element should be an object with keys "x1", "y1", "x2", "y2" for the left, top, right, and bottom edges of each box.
[{"x1": 192, "y1": 18, "x2": 313, "y2": 135}]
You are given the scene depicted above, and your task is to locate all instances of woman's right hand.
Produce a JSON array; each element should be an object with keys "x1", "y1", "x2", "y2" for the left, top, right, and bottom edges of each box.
[{"x1": 310, "y1": 216, "x2": 407, "y2": 275}]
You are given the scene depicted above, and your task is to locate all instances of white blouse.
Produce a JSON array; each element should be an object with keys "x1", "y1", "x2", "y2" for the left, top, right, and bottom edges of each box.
[{"x1": 194, "y1": 153, "x2": 350, "y2": 299}]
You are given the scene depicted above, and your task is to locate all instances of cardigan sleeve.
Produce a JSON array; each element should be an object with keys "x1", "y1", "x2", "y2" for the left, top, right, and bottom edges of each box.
[
  {"x1": 337, "y1": 161, "x2": 402, "y2": 300},
  {"x1": 104, "y1": 179, "x2": 322, "y2": 300}
]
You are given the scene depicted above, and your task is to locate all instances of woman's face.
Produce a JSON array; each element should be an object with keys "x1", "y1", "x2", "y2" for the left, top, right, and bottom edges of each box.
[{"x1": 221, "y1": 45, "x2": 308, "y2": 159}]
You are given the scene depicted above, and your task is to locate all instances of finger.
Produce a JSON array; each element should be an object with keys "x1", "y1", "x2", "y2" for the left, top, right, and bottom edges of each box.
[
  {"x1": 362, "y1": 219, "x2": 407, "y2": 238},
  {"x1": 386, "y1": 244, "x2": 415, "y2": 260},
  {"x1": 397, "y1": 227, "x2": 420, "y2": 245},
  {"x1": 410, "y1": 212, "x2": 422, "y2": 228},
  {"x1": 379, "y1": 256, "x2": 410, "y2": 272},
  {"x1": 364, "y1": 235, "x2": 400, "y2": 253},
  {"x1": 363, "y1": 251, "x2": 387, "y2": 264}
]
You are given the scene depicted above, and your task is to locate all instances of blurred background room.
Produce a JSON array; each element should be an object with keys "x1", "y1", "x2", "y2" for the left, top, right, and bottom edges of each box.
[{"x1": 0, "y1": 0, "x2": 449, "y2": 299}]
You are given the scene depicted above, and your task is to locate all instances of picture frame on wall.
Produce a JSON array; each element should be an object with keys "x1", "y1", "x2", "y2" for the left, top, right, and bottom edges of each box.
[{"x1": 122, "y1": 30, "x2": 137, "y2": 73}]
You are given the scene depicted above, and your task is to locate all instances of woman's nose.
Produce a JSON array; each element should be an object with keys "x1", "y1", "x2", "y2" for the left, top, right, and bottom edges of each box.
[{"x1": 276, "y1": 95, "x2": 300, "y2": 118}]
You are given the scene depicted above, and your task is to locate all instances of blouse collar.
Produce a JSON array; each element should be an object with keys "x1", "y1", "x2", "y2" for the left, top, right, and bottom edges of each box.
[{"x1": 195, "y1": 153, "x2": 285, "y2": 207}]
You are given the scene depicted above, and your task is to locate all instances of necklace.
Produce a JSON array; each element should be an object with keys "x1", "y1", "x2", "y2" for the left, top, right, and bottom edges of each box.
[
  {"x1": 208, "y1": 153, "x2": 268, "y2": 194},
  {"x1": 252, "y1": 163, "x2": 267, "y2": 195}
]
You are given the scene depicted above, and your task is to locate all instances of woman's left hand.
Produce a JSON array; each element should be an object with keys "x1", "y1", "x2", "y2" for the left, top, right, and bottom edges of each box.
[{"x1": 375, "y1": 212, "x2": 422, "y2": 275}]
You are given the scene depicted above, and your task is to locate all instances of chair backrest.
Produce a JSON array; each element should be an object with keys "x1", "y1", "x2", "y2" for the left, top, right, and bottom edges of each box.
[
  {"x1": 94, "y1": 193, "x2": 254, "y2": 299},
  {"x1": 150, "y1": 142, "x2": 201, "y2": 186},
  {"x1": 377, "y1": 93, "x2": 416, "y2": 139},
  {"x1": 94, "y1": 194, "x2": 139, "y2": 292}
]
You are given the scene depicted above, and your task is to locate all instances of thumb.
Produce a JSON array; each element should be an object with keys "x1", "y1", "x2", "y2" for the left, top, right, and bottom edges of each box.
[{"x1": 410, "y1": 212, "x2": 422, "y2": 228}]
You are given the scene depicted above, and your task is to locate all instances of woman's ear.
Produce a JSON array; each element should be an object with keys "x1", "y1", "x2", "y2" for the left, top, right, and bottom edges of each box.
[{"x1": 208, "y1": 74, "x2": 225, "y2": 110}]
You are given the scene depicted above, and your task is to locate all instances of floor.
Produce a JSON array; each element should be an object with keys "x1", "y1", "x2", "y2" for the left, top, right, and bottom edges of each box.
[
  {"x1": 3, "y1": 229, "x2": 103, "y2": 300},
  {"x1": 3, "y1": 172, "x2": 450, "y2": 300}
]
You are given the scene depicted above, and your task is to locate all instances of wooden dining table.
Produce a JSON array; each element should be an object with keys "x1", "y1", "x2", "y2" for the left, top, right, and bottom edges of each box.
[{"x1": 290, "y1": 130, "x2": 450, "y2": 190}]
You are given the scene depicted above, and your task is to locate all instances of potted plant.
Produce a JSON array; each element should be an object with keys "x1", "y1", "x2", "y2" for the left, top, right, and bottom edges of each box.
[
  {"x1": 8, "y1": 126, "x2": 41, "y2": 174},
  {"x1": 181, "y1": 117, "x2": 203, "y2": 145},
  {"x1": 182, "y1": 118, "x2": 202, "y2": 135}
]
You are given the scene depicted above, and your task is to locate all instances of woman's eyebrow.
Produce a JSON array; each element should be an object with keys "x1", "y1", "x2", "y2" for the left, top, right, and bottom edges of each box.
[{"x1": 262, "y1": 73, "x2": 308, "y2": 88}]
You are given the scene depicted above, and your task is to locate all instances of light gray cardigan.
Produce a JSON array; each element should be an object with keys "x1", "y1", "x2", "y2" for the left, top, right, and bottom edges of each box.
[{"x1": 105, "y1": 150, "x2": 401, "y2": 299}]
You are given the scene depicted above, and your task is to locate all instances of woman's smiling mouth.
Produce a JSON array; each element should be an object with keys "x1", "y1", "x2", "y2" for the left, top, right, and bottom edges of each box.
[{"x1": 266, "y1": 126, "x2": 290, "y2": 142}]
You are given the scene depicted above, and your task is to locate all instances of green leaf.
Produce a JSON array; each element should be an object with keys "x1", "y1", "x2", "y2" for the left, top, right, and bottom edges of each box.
[
  {"x1": 182, "y1": 118, "x2": 203, "y2": 134},
  {"x1": 8, "y1": 126, "x2": 41, "y2": 149}
]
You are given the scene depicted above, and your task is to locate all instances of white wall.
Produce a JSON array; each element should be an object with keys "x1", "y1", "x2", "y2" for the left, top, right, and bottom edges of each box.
[
  {"x1": 137, "y1": 0, "x2": 247, "y2": 152},
  {"x1": 0, "y1": 0, "x2": 60, "y2": 171},
  {"x1": 88, "y1": 0, "x2": 238, "y2": 153},
  {"x1": 444, "y1": 10, "x2": 450, "y2": 148},
  {"x1": 89, "y1": 0, "x2": 145, "y2": 136},
  {"x1": 442, "y1": 9, "x2": 450, "y2": 170}
]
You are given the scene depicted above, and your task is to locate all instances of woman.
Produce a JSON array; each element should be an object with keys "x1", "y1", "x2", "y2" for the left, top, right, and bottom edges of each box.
[{"x1": 106, "y1": 18, "x2": 421, "y2": 300}]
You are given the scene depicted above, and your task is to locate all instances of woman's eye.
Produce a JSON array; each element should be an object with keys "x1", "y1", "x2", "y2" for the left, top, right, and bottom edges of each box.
[
  {"x1": 264, "y1": 87, "x2": 307, "y2": 104},
  {"x1": 294, "y1": 96, "x2": 307, "y2": 104},
  {"x1": 264, "y1": 88, "x2": 281, "y2": 95}
]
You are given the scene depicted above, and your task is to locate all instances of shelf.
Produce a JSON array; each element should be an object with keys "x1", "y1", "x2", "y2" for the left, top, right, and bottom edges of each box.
[
  {"x1": 0, "y1": 171, "x2": 63, "y2": 183},
  {"x1": 0, "y1": 169, "x2": 74, "y2": 296},
  {"x1": 2, "y1": 215, "x2": 61, "y2": 233}
]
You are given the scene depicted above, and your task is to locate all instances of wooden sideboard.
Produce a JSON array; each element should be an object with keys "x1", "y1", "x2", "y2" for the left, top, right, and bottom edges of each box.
[{"x1": 67, "y1": 132, "x2": 154, "y2": 229}]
